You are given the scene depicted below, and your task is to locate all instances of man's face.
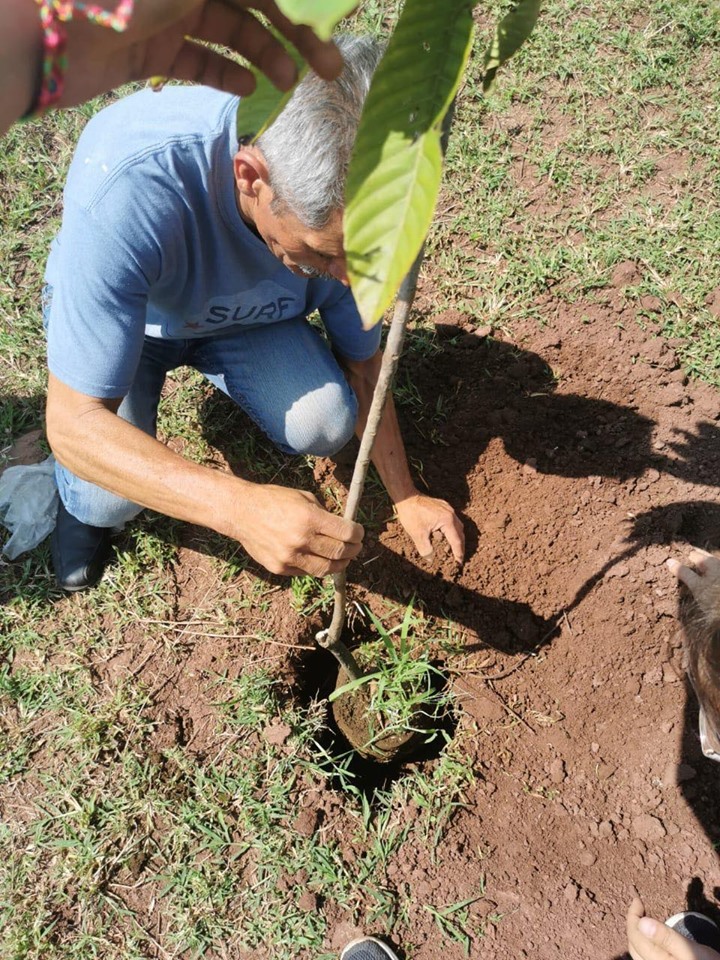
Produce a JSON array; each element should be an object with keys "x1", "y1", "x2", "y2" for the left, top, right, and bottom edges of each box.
[
  {"x1": 263, "y1": 202, "x2": 348, "y2": 285},
  {"x1": 241, "y1": 180, "x2": 349, "y2": 286},
  {"x1": 233, "y1": 146, "x2": 349, "y2": 285}
]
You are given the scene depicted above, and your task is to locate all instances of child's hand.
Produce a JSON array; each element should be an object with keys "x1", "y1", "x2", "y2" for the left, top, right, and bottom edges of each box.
[
  {"x1": 627, "y1": 899, "x2": 720, "y2": 960},
  {"x1": 667, "y1": 548, "x2": 720, "y2": 622}
]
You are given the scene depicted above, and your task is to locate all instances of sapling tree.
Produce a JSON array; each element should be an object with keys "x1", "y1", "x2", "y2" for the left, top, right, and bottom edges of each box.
[
  {"x1": 329, "y1": 601, "x2": 453, "y2": 762},
  {"x1": 236, "y1": 0, "x2": 541, "y2": 705}
]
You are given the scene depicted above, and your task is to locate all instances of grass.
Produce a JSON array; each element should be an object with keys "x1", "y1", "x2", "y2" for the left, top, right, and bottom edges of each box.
[
  {"x1": 290, "y1": 574, "x2": 335, "y2": 616},
  {"x1": 1, "y1": 0, "x2": 719, "y2": 957},
  {"x1": 331, "y1": 602, "x2": 453, "y2": 756},
  {"x1": 429, "y1": 0, "x2": 720, "y2": 382},
  {"x1": 424, "y1": 889, "x2": 489, "y2": 957},
  {"x1": 0, "y1": 632, "x2": 473, "y2": 958}
]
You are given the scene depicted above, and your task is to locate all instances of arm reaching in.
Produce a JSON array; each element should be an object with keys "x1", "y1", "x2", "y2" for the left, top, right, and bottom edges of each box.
[
  {"x1": 341, "y1": 351, "x2": 465, "y2": 565},
  {"x1": 47, "y1": 374, "x2": 363, "y2": 578},
  {"x1": 2, "y1": 0, "x2": 346, "y2": 136},
  {"x1": 627, "y1": 899, "x2": 720, "y2": 960}
]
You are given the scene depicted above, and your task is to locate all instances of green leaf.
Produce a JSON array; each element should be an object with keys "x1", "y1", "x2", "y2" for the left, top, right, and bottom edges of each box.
[
  {"x1": 328, "y1": 672, "x2": 381, "y2": 702},
  {"x1": 236, "y1": 42, "x2": 306, "y2": 141},
  {"x1": 482, "y1": 0, "x2": 542, "y2": 92},
  {"x1": 273, "y1": 0, "x2": 358, "y2": 40},
  {"x1": 364, "y1": 607, "x2": 399, "y2": 662},
  {"x1": 344, "y1": 0, "x2": 475, "y2": 328}
]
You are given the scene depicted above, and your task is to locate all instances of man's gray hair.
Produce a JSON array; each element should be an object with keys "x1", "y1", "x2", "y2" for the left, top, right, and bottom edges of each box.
[{"x1": 256, "y1": 34, "x2": 384, "y2": 229}]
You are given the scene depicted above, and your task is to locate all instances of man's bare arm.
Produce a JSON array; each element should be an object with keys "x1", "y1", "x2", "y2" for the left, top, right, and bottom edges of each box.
[
  {"x1": 47, "y1": 373, "x2": 363, "y2": 577},
  {"x1": 340, "y1": 352, "x2": 465, "y2": 563}
]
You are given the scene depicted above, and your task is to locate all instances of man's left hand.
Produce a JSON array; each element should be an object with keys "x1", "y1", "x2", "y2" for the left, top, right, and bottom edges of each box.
[{"x1": 395, "y1": 493, "x2": 465, "y2": 565}]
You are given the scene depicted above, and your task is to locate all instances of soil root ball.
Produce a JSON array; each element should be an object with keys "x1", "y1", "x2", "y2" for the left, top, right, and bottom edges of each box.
[{"x1": 331, "y1": 666, "x2": 427, "y2": 763}]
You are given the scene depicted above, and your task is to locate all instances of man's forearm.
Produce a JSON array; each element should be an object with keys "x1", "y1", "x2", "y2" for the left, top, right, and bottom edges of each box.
[
  {"x1": 46, "y1": 373, "x2": 365, "y2": 577},
  {"x1": 345, "y1": 352, "x2": 417, "y2": 504},
  {"x1": 47, "y1": 374, "x2": 248, "y2": 541}
]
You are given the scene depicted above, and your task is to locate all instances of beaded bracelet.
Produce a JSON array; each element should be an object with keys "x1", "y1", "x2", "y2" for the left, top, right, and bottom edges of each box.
[{"x1": 25, "y1": 0, "x2": 135, "y2": 118}]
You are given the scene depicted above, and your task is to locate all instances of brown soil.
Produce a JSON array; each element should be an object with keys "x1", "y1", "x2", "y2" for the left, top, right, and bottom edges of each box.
[
  {"x1": 370, "y1": 297, "x2": 720, "y2": 960},
  {"x1": 148, "y1": 283, "x2": 719, "y2": 958},
  {"x1": 13, "y1": 280, "x2": 720, "y2": 958}
]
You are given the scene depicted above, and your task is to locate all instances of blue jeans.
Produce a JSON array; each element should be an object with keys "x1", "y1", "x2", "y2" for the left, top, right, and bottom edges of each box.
[{"x1": 50, "y1": 316, "x2": 358, "y2": 528}]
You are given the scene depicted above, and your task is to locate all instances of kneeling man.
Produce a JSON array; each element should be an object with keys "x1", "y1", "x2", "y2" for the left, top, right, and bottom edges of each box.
[{"x1": 45, "y1": 35, "x2": 464, "y2": 591}]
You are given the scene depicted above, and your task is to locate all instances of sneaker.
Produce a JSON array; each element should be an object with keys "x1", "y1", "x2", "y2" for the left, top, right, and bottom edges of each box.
[
  {"x1": 51, "y1": 501, "x2": 112, "y2": 591},
  {"x1": 666, "y1": 912, "x2": 720, "y2": 951},
  {"x1": 340, "y1": 937, "x2": 400, "y2": 960}
]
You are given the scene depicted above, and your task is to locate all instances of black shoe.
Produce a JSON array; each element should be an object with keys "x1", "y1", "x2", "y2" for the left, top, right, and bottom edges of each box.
[{"x1": 52, "y1": 501, "x2": 112, "y2": 592}]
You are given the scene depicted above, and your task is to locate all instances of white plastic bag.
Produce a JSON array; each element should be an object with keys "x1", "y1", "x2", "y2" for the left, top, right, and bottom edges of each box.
[{"x1": 0, "y1": 455, "x2": 58, "y2": 559}]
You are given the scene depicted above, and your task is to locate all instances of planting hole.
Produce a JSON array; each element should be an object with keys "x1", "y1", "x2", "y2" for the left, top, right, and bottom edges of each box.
[{"x1": 292, "y1": 643, "x2": 457, "y2": 797}]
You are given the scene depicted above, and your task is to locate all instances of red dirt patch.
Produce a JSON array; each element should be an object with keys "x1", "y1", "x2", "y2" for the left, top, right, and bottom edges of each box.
[
  {"x1": 118, "y1": 288, "x2": 720, "y2": 959},
  {"x1": 371, "y1": 300, "x2": 719, "y2": 960}
]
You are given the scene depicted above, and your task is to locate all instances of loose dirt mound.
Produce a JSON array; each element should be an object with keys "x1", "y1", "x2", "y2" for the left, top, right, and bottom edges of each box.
[
  {"x1": 361, "y1": 298, "x2": 719, "y2": 959},
  {"x1": 275, "y1": 290, "x2": 719, "y2": 958}
]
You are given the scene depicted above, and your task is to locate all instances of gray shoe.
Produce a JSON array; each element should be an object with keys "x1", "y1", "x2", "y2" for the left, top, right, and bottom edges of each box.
[
  {"x1": 340, "y1": 937, "x2": 400, "y2": 960},
  {"x1": 666, "y1": 911, "x2": 720, "y2": 951}
]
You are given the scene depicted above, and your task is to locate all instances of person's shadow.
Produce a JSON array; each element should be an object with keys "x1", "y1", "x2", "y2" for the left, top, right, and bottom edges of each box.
[
  {"x1": 401, "y1": 323, "x2": 719, "y2": 490},
  {"x1": 197, "y1": 325, "x2": 720, "y2": 662}
]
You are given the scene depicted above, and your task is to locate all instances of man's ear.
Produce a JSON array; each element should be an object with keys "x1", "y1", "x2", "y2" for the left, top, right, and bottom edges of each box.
[{"x1": 233, "y1": 145, "x2": 271, "y2": 199}]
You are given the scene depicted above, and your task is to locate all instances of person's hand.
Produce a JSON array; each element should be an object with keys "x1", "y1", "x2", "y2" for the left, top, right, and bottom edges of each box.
[
  {"x1": 627, "y1": 899, "x2": 720, "y2": 960},
  {"x1": 395, "y1": 493, "x2": 465, "y2": 564},
  {"x1": 236, "y1": 484, "x2": 364, "y2": 577},
  {"x1": 667, "y1": 548, "x2": 720, "y2": 621},
  {"x1": 59, "y1": 0, "x2": 347, "y2": 110}
]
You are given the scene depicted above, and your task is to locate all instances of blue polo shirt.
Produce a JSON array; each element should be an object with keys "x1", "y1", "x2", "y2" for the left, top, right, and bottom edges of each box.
[{"x1": 45, "y1": 85, "x2": 380, "y2": 399}]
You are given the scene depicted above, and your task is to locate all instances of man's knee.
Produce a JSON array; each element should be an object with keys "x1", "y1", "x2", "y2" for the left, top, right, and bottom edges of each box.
[{"x1": 284, "y1": 383, "x2": 356, "y2": 457}]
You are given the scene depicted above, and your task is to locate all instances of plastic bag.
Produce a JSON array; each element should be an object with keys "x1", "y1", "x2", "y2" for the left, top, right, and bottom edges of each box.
[{"x1": 0, "y1": 455, "x2": 58, "y2": 559}]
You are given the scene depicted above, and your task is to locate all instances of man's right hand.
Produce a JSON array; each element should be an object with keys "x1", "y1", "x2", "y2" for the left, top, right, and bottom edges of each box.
[{"x1": 235, "y1": 484, "x2": 364, "y2": 577}]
